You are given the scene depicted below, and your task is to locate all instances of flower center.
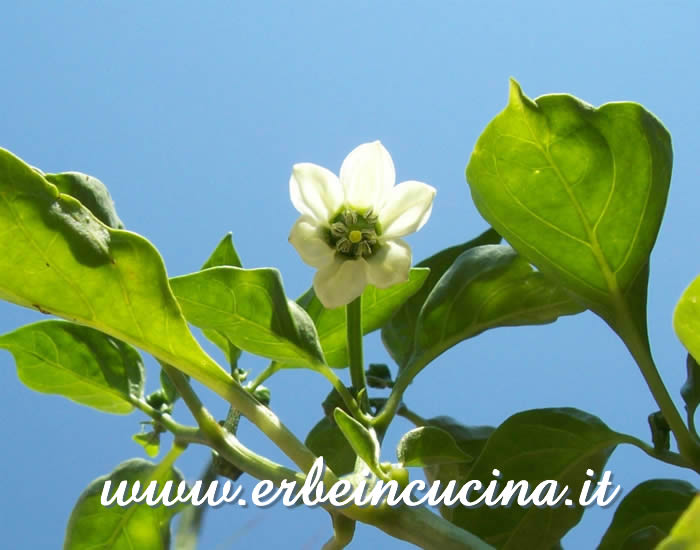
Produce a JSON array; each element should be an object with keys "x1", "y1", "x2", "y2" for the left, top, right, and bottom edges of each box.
[{"x1": 328, "y1": 208, "x2": 379, "y2": 258}]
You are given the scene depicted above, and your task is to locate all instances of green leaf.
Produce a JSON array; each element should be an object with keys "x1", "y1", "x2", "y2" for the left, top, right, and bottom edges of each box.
[
  {"x1": 201, "y1": 232, "x2": 242, "y2": 270},
  {"x1": 199, "y1": 233, "x2": 243, "y2": 366},
  {"x1": 441, "y1": 408, "x2": 624, "y2": 549},
  {"x1": 675, "y1": 275, "x2": 700, "y2": 365},
  {"x1": 298, "y1": 268, "x2": 429, "y2": 367},
  {"x1": 420, "y1": 417, "x2": 494, "y2": 510},
  {"x1": 64, "y1": 457, "x2": 185, "y2": 550},
  {"x1": 133, "y1": 432, "x2": 161, "y2": 458},
  {"x1": 305, "y1": 416, "x2": 356, "y2": 476},
  {"x1": 169, "y1": 266, "x2": 325, "y2": 368},
  {"x1": 467, "y1": 80, "x2": 672, "y2": 349},
  {"x1": 656, "y1": 495, "x2": 700, "y2": 550},
  {"x1": 45, "y1": 171, "x2": 124, "y2": 229},
  {"x1": 396, "y1": 426, "x2": 471, "y2": 467},
  {"x1": 366, "y1": 363, "x2": 393, "y2": 389},
  {"x1": 598, "y1": 479, "x2": 697, "y2": 550},
  {"x1": 0, "y1": 148, "x2": 232, "y2": 395},
  {"x1": 333, "y1": 408, "x2": 382, "y2": 478},
  {"x1": 411, "y1": 244, "x2": 583, "y2": 370},
  {"x1": 382, "y1": 228, "x2": 501, "y2": 368},
  {"x1": 0, "y1": 320, "x2": 143, "y2": 414}
]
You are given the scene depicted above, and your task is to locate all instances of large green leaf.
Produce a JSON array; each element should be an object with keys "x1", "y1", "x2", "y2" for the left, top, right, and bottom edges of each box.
[
  {"x1": 410, "y1": 244, "x2": 582, "y2": 370},
  {"x1": 382, "y1": 228, "x2": 501, "y2": 368},
  {"x1": 198, "y1": 233, "x2": 243, "y2": 366},
  {"x1": 45, "y1": 171, "x2": 124, "y2": 229},
  {"x1": 64, "y1": 458, "x2": 185, "y2": 550},
  {"x1": 169, "y1": 266, "x2": 325, "y2": 368},
  {"x1": 598, "y1": 479, "x2": 697, "y2": 550},
  {"x1": 442, "y1": 408, "x2": 624, "y2": 550},
  {"x1": 0, "y1": 148, "x2": 231, "y2": 393},
  {"x1": 0, "y1": 320, "x2": 143, "y2": 414},
  {"x1": 298, "y1": 267, "x2": 429, "y2": 367},
  {"x1": 466, "y1": 80, "x2": 672, "y2": 348},
  {"x1": 657, "y1": 495, "x2": 700, "y2": 550},
  {"x1": 675, "y1": 275, "x2": 700, "y2": 365}
]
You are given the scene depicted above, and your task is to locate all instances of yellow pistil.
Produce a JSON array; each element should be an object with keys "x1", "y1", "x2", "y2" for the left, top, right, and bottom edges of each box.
[{"x1": 348, "y1": 230, "x2": 362, "y2": 243}]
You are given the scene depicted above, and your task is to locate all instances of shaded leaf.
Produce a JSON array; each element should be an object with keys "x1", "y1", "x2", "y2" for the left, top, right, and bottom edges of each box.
[
  {"x1": 170, "y1": 266, "x2": 325, "y2": 368},
  {"x1": 298, "y1": 268, "x2": 429, "y2": 367},
  {"x1": 0, "y1": 148, "x2": 232, "y2": 396},
  {"x1": 382, "y1": 228, "x2": 501, "y2": 368},
  {"x1": 396, "y1": 426, "x2": 471, "y2": 467},
  {"x1": 681, "y1": 355, "x2": 700, "y2": 425},
  {"x1": 467, "y1": 80, "x2": 672, "y2": 352},
  {"x1": 366, "y1": 363, "x2": 393, "y2": 389},
  {"x1": 305, "y1": 416, "x2": 356, "y2": 476},
  {"x1": 598, "y1": 479, "x2": 697, "y2": 550},
  {"x1": 0, "y1": 320, "x2": 143, "y2": 414},
  {"x1": 411, "y1": 244, "x2": 582, "y2": 370},
  {"x1": 45, "y1": 171, "x2": 124, "y2": 229},
  {"x1": 64, "y1": 458, "x2": 185, "y2": 550},
  {"x1": 441, "y1": 408, "x2": 624, "y2": 549}
]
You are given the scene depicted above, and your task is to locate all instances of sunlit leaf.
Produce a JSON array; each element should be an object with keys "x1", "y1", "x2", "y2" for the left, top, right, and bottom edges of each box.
[
  {"x1": 598, "y1": 479, "x2": 697, "y2": 550},
  {"x1": 0, "y1": 148, "x2": 232, "y2": 395},
  {"x1": 0, "y1": 320, "x2": 143, "y2": 414},
  {"x1": 657, "y1": 495, "x2": 700, "y2": 550},
  {"x1": 467, "y1": 80, "x2": 672, "y2": 350},
  {"x1": 64, "y1": 458, "x2": 185, "y2": 550},
  {"x1": 674, "y1": 275, "x2": 700, "y2": 365},
  {"x1": 170, "y1": 267, "x2": 325, "y2": 368}
]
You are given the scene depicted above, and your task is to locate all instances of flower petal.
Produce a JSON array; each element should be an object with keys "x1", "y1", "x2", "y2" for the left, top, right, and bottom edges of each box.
[
  {"x1": 313, "y1": 258, "x2": 368, "y2": 309},
  {"x1": 288, "y1": 215, "x2": 335, "y2": 269},
  {"x1": 378, "y1": 180, "x2": 436, "y2": 239},
  {"x1": 290, "y1": 163, "x2": 343, "y2": 222},
  {"x1": 339, "y1": 141, "x2": 395, "y2": 211},
  {"x1": 366, "y1": 239, "x2": 411, "y2": 288}
]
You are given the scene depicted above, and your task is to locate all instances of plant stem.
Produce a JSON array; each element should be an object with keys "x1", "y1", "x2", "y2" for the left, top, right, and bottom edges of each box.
[
  {"x1": 131, "y1": 397, "x2": 201, "y2": 442},
  {"x1": 163, "y1": 367, "x2": 494, "y2": 550},
  {"x1": 621, "y1": 323, "x2": 700, "y2": 470},
  {"x1": 617, "y1": 433, "x2": 694, "y2": 470},
  {"x1": 316, "y1": 363, "x2": 372, "y2": 424},
  {"x1": 346, "y1": 295, "x2": 367, "y2": 412},
  {"x1": 373, "y1": 352, "x2": 430, "y2": 431},
  {"x1": 250, "y1": 360, "x2": 283, "y2": 390}
]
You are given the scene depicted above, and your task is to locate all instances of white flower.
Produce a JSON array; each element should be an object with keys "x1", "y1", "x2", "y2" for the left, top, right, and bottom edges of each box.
[{"x1": 289, "y1": 141, "x2": 436, "y2": 309}]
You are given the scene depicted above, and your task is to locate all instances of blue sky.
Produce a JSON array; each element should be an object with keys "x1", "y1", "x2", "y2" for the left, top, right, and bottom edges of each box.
[{"x1": 1, "y1": 2, "x2": 698, "y2": 548}]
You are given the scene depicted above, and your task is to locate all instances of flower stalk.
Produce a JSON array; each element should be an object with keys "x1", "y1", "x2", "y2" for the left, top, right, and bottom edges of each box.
[{"x1": 346, "y1": 295, "x2": 368, "y2": 415}]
